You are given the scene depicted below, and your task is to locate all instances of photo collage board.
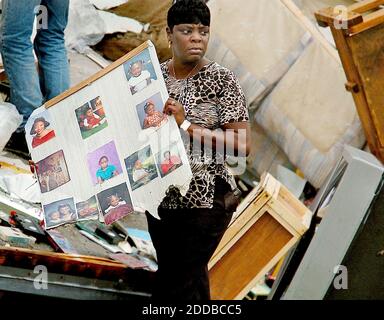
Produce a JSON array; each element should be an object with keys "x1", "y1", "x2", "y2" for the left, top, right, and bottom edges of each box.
[{"x1": 25, "y1": 41, "x2": 193, "y2": 229}]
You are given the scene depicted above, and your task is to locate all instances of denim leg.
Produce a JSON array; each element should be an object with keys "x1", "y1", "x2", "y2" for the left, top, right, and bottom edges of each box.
[
  {"x1": 0, "y1": 0, "x2": 43, "y2": 130},
  {"x1": 34, "y1": 0, "x2": 69, "y2": 101}
]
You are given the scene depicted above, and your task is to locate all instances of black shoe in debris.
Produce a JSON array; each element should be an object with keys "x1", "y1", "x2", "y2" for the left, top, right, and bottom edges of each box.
[{"x1": 4, "y1": 130, "x2": 31, "y2": 160}]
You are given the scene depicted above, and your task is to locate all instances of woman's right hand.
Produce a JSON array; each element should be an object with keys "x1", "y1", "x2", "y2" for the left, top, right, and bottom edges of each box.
[{"x1": 163, "y1": 98, "x2": 185, "y2": 126}]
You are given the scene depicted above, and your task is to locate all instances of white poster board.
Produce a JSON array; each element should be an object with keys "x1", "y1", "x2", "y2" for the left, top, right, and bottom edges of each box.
[{"x1": 26, "y1": 41, "x2": 192, "y2": 229}]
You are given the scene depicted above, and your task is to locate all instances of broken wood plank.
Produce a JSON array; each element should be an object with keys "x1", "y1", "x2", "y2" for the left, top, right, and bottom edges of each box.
[
  {"x1": 348, "y1": 0, "x2": 384, "y2": 14},
  {"x1": 348, "y1": 8, "x2": 384, "y2": 35}
]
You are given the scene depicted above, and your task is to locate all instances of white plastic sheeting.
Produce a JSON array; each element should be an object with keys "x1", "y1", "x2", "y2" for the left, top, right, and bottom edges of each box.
[
  {"x1": 0, "y1": 103, "x2": 22, "y2": 152},
  {"x1": 65, "y1": 0, "x2": 107, "y2": 52}
]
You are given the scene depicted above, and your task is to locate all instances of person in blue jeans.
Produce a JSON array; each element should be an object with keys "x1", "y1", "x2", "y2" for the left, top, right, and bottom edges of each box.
[{"x1": 0, "y1": 0, "x2": 70, "y2": 158}]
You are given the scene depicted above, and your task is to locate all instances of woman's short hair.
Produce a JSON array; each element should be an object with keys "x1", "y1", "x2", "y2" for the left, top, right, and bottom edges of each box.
[
  {"x1": 30, "y1": 117, "x2": 50, "y2": 135},
  {"x1": 99, "y1": 156, "x2": 109, "y2": 164},
  {"x1": 167, "y1": 0, "x2": 210, "y2": 30}
]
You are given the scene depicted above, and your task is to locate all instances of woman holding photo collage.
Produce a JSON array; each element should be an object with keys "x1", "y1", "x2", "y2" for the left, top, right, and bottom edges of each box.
[{"x1": 146, "y1": 0, "x2": 250, "y2": 300}]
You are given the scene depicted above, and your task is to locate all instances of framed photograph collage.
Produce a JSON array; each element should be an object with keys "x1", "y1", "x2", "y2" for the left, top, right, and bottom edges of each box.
[{"x1": 25, "y1": 41, "x2": 193, "y2": 229}]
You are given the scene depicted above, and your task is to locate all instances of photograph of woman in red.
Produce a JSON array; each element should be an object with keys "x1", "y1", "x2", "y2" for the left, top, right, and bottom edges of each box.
[{"x1": 29, "y1": 116, "x2": 56, "y2": 148}]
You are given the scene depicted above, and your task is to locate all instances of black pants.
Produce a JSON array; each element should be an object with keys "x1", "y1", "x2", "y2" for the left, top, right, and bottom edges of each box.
[{"x1": 146, "y1": 178, "x2": 234, "y2": 301}]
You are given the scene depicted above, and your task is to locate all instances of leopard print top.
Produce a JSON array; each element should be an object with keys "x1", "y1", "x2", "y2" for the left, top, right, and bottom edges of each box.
[{"x1": 160, "y1": 60, "x2": 249, "y2": 209}]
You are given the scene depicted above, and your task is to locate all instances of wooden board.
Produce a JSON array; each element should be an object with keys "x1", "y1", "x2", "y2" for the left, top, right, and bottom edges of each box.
[
  {"x1": 347, "y1": 23, "x2": 384, "y2": 148},
  {"x1": 315, "y1": 1, "x2": 384, "y2": 163},
  {"x1": 209, "y1": 213, "x2": 293, "y2": 300}
]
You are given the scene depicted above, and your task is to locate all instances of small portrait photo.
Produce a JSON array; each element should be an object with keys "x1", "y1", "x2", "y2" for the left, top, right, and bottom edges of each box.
[
  {"x1": 75, "y1": 96, "x2": 108, "y2": 140},
  {"x1": 123, "y1": 48, "x2": 158, "y2": 95},
  {"x1": 87, "y1": 141, "x2": 123, "y2": 185},
  {"x1": 156, "y1": 144, "x2": 183, "y2": 178},
  {"x1": 96, "y1": 183, "x2": 134, "y2": 225},
  {"x1": 25, "y1": 109, "x2": 56, "y2": 149},
  {"x1": 36, "y1": 150, "x2": 71, "y2": 193},
  {"x1": 136, "y1": 92, "x2": 168, "y2": 130},
  {"x1": 125, "y1": 145, "x2": 158, "y2": 191},
  {"x1": 76, "y1": 196, "x2": 100, "y2": 220},
  {"x1": 43, "y1": 198, "x2": 77, "y2": 229}
]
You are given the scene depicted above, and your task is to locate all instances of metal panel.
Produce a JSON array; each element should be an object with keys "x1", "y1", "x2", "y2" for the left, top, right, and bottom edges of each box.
[
  {"x1": 0, "y1": 265, "x2": 150, "y2": 300},
  {"x1": 282, "y1": 145, "x2": 384, "y2": 300}
]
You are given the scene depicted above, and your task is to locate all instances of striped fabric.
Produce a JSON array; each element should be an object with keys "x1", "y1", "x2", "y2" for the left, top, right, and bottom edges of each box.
[
  {"x1": 255, "y1": 96, "x2": 364, "y2": 188},
  {"x1": 206, "y1": 32, "x2": 312, "y2": 108},
  {"x1": 255, "y1": 41, "x2": 366, "y2": 188}
]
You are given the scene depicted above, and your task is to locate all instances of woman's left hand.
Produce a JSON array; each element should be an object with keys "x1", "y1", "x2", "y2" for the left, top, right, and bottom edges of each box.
[{"x1": 163, "y1": 98, "x2": 185, "y2": 127}]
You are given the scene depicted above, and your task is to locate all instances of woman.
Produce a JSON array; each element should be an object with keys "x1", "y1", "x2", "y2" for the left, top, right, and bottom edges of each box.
[
  {"x1": 143, "y1": 101, "x2": 168, "y2": 129},
  {"x1": 30, "y1": 117, "x2": 56, "y2": 148},
  {"x1": 145, "y1": 0, "x2": 250, "y2": 300},
  {"x1": 160, "y1": 150, "x2": 181, "y2": 175}
]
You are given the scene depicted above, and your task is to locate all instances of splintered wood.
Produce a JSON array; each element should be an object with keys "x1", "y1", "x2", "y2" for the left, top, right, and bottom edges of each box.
[
  {"x1": 315, "y1": 0, "x2": 384, "y2": 163},
  {"x1": 208, "y1": 173, "x2": 312, "y2": 300}
]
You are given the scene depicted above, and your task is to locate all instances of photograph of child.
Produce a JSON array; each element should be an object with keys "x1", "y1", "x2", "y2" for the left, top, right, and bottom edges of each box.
[
  {"x1": 25, "y1": 109, "x2": 56, "y2": 149},
  {"x1": 76, "y1": 196, "x2": 100, "y2": 220},
  {"x1": 43, "y1": 198, "x2": 77, "y2": 229},
  {"x1": 123, "y1": 48, "x2": 157, "y2": 95},
  {"x1": 136, "y1": 93, "x2": 167, "y2": 130},
  {"x1": 156, "y1": 144, "x2": 183, "y2": 178},
  {"x1": 75, "y1": 96, "x2": 108, "y2": 140},
  {"x1": 36, "y1": 150, "x2": 71, "y2": 193},
  {"x1": 125, "y1": 145, "x2": 158, "y2": 191},
  {"x1": 96, "y1": 183, "x2": 134, "y2": 225},
  {"x1": 87, "y1": 141, "x2": 123, "y2": 185}
]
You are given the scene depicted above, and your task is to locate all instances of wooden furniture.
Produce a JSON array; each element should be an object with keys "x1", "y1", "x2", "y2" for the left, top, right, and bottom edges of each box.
[
  {"x1": 315, "y1": 0, "x2": 384, "y2": 163},
  {"x1": 208, "y1": 173, "x2": 312, "y2": 300}
]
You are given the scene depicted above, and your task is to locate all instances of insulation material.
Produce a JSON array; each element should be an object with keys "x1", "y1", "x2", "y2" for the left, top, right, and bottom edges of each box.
[
  {"x1": 25, "y1": 41, "x2": 192, "y2": 229},
  {"x1": 206, "y1": 0, "x2": 311, "y2": 106},
  {"x1": 255, "y1": 40, "x2": 365, "y2": 188}
]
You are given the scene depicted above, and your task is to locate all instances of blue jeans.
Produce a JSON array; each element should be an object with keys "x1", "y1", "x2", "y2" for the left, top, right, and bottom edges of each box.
[{"x1": 0, "y1": 0, "x2": 70, "y2": 131}]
